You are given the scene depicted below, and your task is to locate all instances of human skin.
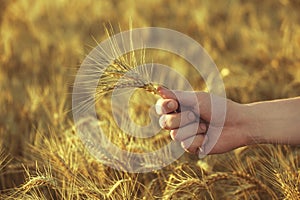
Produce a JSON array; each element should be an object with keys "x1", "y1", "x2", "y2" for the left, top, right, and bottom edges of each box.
[{"x1": 155, "y1": 86, "x2": 300, "y2": 155}]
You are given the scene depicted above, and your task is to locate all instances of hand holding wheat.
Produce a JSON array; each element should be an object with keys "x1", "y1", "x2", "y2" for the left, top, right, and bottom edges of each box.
[
  {"x1": 155, "y1": 87, "x2": 249, "y2": 155},
  {"x1": 156, "y1": 87, "x2": 300, "y2": 155}
]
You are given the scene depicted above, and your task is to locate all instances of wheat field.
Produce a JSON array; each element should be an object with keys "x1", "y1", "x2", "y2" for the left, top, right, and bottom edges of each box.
[{"x1": 1, "y1": 0, "x2": 300, "y2": 199}]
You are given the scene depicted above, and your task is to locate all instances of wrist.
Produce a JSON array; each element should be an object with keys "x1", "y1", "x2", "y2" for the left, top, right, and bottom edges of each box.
[
  {"x1": 226, "y1": 100, "x2": 258, "y2": 146},
  {"x1": 229, "y1": 97, "x2": 300, "y2": 147},
  {"x1": 236, "y1": 102, "x2": 264, "y2": 145},
  {"x1": 241, "y1": 101, "x2": 283, "y2": 145}
]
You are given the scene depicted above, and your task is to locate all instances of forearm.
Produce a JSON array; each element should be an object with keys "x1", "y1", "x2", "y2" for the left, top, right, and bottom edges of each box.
[{"x1": 244, "y1": 97, "x2": 300, "y2": 145}]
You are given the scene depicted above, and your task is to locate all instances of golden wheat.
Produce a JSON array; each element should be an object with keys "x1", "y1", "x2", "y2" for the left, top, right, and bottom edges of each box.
[{"x1": 1, "y1": 0, "x2": 300, "y2": 199}]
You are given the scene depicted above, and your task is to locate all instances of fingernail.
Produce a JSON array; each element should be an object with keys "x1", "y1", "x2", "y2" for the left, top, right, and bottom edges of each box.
[
  {"x1": 157, "y1": 86, "x2": 166, "y2": 93},
  {"x1": 167, "y1": 101, "x2": 175, "y2": 109},
  {"x1": 155, "y1": 104, "x2": 162, "y2": 115},
  {"x1": 188, "y1": 112, "x2": 195, "y2": 121},
  {"x1": 199, "y1": 147, "x2": 204, "y2": 153},
  {"x1": 170, "y1": 131, "x2": 175, "y2": 140},
  {"x1": 198, "y1": 146, "x2": 206, "y2": 159},
  {"x1": 198, "y1": 135, "x2": 208, "y2": 159},
  {"x1": 199, "y1": 123, "x2": 207, "y2": 131},
  {"x1": 159, "y1": 115, "x2": 166, "y2": 128}
]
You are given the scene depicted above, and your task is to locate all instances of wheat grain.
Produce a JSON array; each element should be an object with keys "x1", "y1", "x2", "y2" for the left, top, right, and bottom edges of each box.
[
  {"x1": 21, "y1": 176, "x2": 57, "y2": 193},
  {"x1": 205, "y1": 172, "x2": 231, "y2": 186},
  {"x1": 94, "y1": 27, "x2": 159, "y2": 97}
]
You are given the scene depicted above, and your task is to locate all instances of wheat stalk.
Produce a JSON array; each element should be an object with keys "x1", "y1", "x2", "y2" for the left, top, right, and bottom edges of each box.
[
  {"x1": 51, "y1": 153, "x2": 76, "y2": 181},
  {"x1": 96, "y1": 58, "x2": 159, "y2": 96},
  {"x1": 20, "y1": 176, "x2": 57, "y2": 193},
  {"x1": 94, "y1": 25, "x2": 159, "y2": 98},
  {"x1": 204, "y1": 172, "x2": 231, "y2": 186},
  {"x1": 73, "y1": 25, "x2": 160, "y2": 117}
]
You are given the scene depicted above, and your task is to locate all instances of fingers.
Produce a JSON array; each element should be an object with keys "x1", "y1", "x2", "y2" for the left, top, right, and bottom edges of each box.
[
  {"x1": 156, "y1": 86, "x2": 213, "y2": 121},
  {"x1": 180, "y1": 134, "x2": 206, "y2": 154},
  {"x1": 155, "y1": 87, "x2": 219, "y2": 156},
  {"x1": 155, "y1": 98, "x2": 178, "y2": 114},
  {"x1": 159, "y1": 111, "x2": 197, "y2": 130},
  {"x1": 170, "y1": 122, "x2": 207, "y2": 141},
  {"x1": 157, "y1": 86, "x2": 209, "y2": 108},
  {"x1": 199, "y1": 126, "x2": 223, "y2": 155},
  {"x1": 169, "y1": 122, "x2": 208, "y2": 155}
]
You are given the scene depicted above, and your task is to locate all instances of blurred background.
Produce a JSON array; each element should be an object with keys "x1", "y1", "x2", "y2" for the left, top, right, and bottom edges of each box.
[{"x1": 1, "y1": 0, "x2": 300, "y2": 199}]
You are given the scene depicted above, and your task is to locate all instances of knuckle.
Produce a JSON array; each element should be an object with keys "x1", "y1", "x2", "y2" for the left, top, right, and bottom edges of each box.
[
  {"x1": 186, "y1": 111, "x2": 195, "y2": 121},
  {"x1": 166, "y1": 115, "x2": 178, "y2": 127},
  {"x1": 173, "y1": 133, "x2": 182, "y2": 142}
]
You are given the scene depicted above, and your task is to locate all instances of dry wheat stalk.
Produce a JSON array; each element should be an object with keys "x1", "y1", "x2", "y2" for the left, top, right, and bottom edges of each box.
[
  {"x1": 20, "y1": 176, "x2": 57, "y2": 193},
  {"x1": 51, "y1": 153, "x2": 76, "y2": 181},
  {"x1": 96, "y1": 58, "x2": 159, "y2": 96},
  {"x1": 204, "y1": 172, "x2": 231, "y2": 187},
  {"x1": 88, "y1": 26, "x2": 160, "y2": 101},
  {"x1": 73, "y1": 26, "x2": 161, "y2": 121}
]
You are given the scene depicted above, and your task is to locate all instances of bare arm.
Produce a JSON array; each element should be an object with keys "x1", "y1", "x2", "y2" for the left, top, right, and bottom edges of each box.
[{"x1": 245, "y1": 97, "x2": 300, "y2": 145}]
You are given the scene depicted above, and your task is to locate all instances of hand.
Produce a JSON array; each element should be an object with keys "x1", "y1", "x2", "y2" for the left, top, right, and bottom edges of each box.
[{"x1": 155, "y1": 87, "x2": 251, "y2": 156}]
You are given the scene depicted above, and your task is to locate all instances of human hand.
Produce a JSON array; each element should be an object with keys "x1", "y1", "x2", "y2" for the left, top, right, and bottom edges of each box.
[{"x1": 155, "y1": 87, "x2": 251, "y2": 156}]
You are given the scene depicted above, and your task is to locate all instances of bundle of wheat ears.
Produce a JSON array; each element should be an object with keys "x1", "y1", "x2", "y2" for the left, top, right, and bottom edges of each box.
[{"x1": 94, "y1": 27, "x2": 159, "y2": 98}]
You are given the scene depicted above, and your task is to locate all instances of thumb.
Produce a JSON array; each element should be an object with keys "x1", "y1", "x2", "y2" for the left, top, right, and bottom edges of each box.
[
  {"x1": 157, "y1": 86, "x2": 210, "y2": 107},
  {"x1": 157, "y1": 86, "x2": 196, "y2": 105},
  {"x1": 157, "y1": 86, "x2": 213, "y2": 120}
]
